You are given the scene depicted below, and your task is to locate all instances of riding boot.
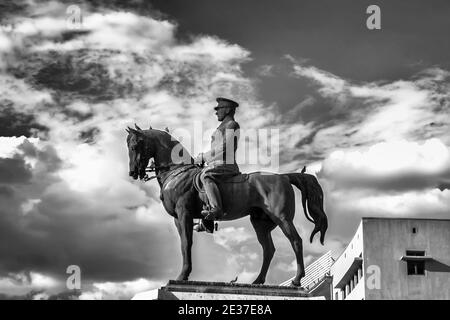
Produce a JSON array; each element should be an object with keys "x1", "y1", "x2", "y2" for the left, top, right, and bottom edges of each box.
[
  {"x1": 193, "y1": 219, "x2": 215, "y2": 233},
  {"x1": 201, "y1": 179, "x2": 223, "y2": 220}
]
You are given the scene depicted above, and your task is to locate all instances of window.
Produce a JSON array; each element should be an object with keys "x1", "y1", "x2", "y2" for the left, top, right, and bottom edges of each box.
[
  {"x1": 407, "y1": 250, "x2": 425, "y2": 256},
  {"x1": 407, "y1": 261, "x2": 425, "y2": 275},
  {"x1": 406, "y1": 250, "x2": 426, "y2": 275},
  {"x1": 412, "y1": 227, "x2": 418, "y2": 234}
]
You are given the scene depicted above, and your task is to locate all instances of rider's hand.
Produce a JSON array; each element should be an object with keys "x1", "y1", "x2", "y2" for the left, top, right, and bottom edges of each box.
[{"x1": 148, "y1": 158, "x2": 155, "y2": 169}]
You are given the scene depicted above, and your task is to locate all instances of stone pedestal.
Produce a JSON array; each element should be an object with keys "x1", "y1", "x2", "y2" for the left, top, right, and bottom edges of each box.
[{"x1": 132, "y1": 280, "x2": 324, "y2": 300}]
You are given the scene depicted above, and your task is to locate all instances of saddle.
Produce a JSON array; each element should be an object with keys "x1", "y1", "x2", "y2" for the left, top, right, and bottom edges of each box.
[
  {"x1": 193, "y1": 172, "x2": 249, "y2": 193},
  {"x1": 192, "y1": 171, "x2": 249, "y2": 234}
]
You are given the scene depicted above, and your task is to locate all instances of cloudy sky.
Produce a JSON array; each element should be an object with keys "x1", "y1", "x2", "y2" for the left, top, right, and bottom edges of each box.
[{"x1": 0, "y1": 0, "x2": 449, "y2": 299}]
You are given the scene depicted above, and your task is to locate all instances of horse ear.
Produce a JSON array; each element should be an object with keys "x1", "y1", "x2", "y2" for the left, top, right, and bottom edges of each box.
[
  {"x1": 149, "y1": 125, "x2": 152, "y2": 129},
  {"x1": 301, "y1": 166, "x2": 306, "y2": 174},
  {"x1": 135, "y1": 123, "x2": 142, "y2": 131},
  {"x1": 127, "y1": 126, "x2": 143, "y2": 135},
  {"x1": 165, "y1": 127, "x2": 169, "y2": 132}
]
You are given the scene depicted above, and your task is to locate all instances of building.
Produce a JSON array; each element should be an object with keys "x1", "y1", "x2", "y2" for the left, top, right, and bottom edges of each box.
[
  {"x1": 280, "y1": 217, "x2": 450, "y2": 300},
  {"x1": 280, "y1": 251, "x2": 334, "y2": 300},
  {"x1": 332, "y1": 217, "x2": 450, "y2": 300}
]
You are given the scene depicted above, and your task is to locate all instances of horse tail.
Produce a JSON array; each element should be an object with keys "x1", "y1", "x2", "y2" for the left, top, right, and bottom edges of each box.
[{"x1": 283, "y1": 172, "x2": 328, "y2": 245}]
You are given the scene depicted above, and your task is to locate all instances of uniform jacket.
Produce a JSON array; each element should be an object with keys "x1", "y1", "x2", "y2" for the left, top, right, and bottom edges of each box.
[{"x1": 202, "y1": 117, "x2": 240, "y2": 167}]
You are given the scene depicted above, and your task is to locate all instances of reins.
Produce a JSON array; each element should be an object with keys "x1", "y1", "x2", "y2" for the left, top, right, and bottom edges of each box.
[
  {"x1": 144, "y1": 161, "x2": 200, "y2": 186},
  {"x1": 144, "y1": 162, "x2": 170, "y2": 182}
]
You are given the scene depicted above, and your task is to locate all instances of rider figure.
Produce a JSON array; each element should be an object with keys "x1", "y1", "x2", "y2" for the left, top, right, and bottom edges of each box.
[{"x1": 195, "y1": 97, "x2": 241, "y2": 221}]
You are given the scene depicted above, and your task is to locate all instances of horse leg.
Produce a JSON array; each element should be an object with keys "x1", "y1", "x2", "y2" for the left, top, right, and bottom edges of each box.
[
  {"x1": 250, "y1": 212, "x2": 277, "y2": 285},
  {"x1": 174, "y1": 211, "x2": 193, "y2": 281},
  {"x1": 277, "y1": 218, "x2": 305, "y2": 287}
]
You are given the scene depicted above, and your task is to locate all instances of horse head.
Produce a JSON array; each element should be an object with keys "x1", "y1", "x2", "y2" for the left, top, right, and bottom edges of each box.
[
  {"x1": 126, "y1": 124, "x2": 193, "y2": 180},
  {"x1": 126, "y1": 124, "x2": 154, "y2": 180}
]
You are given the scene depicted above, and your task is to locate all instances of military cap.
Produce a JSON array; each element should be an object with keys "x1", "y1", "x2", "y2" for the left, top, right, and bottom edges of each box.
[{"x1": 215, "y1": 97, "x2": 239, "y2": 110}]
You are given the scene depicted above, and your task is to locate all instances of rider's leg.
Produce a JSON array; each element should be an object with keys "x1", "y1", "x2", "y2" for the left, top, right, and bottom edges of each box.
[{"x1": 201, "y1": 176, "x2": 223, "y2": 220}]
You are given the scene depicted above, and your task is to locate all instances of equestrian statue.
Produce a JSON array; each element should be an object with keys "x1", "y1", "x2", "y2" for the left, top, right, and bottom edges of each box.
[{"x1": 125, "y1": 97, "x2": 328, "y2": 286}]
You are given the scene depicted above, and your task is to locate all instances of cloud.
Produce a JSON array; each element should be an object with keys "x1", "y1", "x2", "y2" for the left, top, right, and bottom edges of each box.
[
  {"x1": 0, "y1": 272, "x2": 62, "y2": 297},
  {"x1": 321, "y1": 138, "x2": 450, "y2": 192},
  {"x1": 1, "y1": 0, "x2": 450, "y2": 298},
  {"x1": 313, "y1": 139, "x2": 450, "y2": 251},
  {"x1": 316, "y1": 138, "x2": 450, "y2": 224},
  {"x1": 332, "y1": 188, "x2": 450, "y2": 219},
  {"x1": 234, "y1": 270, "x2": 258, "y2": 284},
  {"x1": 0, "y1": 157, "x2": 32, "y2": 183},
  {"x1": 29, "y1": 11, "x2": 175, "y2": 53},
  {"x1": 292, "y1": 64, "x2": 347, "y2": 99},
  {"x1": 0, "y1": 136, "x2": 180, "y2": 286},
  {"x1": 277, "y1": 62, "x2": 450, "y2": 261},
  {"x1": 0, "y1": 29, "x2": 12, "y2": 53},
  {"x1": 255, "y1": 64, "x2": 274, "y2": 77},
  {"x1": 288, "y1": 60, "x2": 450, "y2": 162},
  {"x1": 276, "y1": 255, "x2": 315, "y2": 274},
  {"x1": 79, "y1": 278, "x2": 163, "y2": 300},
  {"x1": 0, "y1": 1, "x2": 274, "y2": 298},
  {"x1": 275, "y1": 259, "x2": 298, "y2": 273},
  {"x1": 213, "y1": 227, "x2": 253, "y2": 251}
]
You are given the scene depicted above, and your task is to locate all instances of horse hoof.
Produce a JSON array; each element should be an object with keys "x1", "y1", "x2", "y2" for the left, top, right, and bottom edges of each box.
[
  {"x1": 176, "y1": 275, "x2": 189, "y2": 281},
  {"x1": 291, "y1": 280, "x2": 302, "y2": 287}
]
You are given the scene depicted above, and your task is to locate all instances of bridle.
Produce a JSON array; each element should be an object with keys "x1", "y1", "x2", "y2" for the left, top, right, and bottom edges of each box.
[
  {"x1": 129, "y1": 126, "x2": 201, "y2": 183},
  {"x1": 143, "y1": 161, "x2": 170, "y2": 182}
]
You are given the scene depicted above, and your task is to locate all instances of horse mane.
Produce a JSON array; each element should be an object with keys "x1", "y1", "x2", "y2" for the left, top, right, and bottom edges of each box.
[{"x1": 144, "y1": 128, "x2": 193, "y2": 161}]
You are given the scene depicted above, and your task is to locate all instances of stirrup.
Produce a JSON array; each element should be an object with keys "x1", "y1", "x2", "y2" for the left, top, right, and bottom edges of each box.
[
  {"x1": 193, "y1": 222, "x2": 207, "y2": 232},
  {"x1": 194, "y1": 220, "x2": 215, "y2": 233}
]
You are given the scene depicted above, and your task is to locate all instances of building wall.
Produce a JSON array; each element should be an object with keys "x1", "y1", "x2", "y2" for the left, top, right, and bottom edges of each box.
[
  {"x1": 363, "y1": 218, "x2": 450, "y2": 300},
  {"x1": 309, "y1": 276, "x2": 333, "y2": 300},
  {"x1": 331, "y1": 222, "x2": 365, "y2": 300},
  {"x1": 346, "y1": 277, "x2": 365, "y2": 300}
]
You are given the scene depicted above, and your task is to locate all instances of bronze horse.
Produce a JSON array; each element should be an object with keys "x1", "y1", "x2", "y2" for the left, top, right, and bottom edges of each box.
[{"x1": 126, "y1": 124, "x2": 328, "y2": 286}]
